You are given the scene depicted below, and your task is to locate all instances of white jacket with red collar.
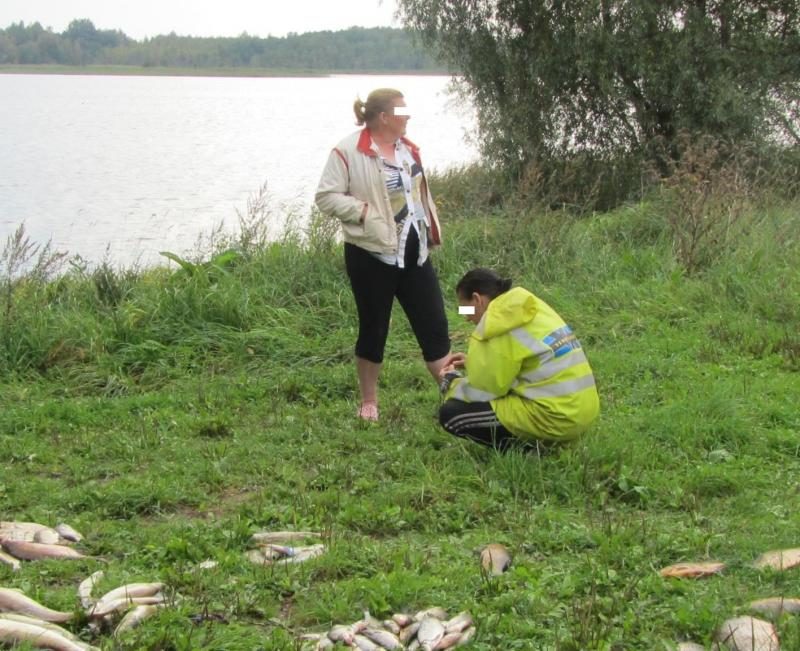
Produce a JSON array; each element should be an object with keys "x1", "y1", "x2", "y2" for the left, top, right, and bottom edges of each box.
[{"x1": 315, "y1": 128, "x2": 442, "y2": 254}]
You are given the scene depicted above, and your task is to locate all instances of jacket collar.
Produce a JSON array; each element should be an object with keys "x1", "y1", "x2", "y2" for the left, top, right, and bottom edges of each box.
[{"x1": 357, "y1": 128, "x2": 422, "y2": 165}]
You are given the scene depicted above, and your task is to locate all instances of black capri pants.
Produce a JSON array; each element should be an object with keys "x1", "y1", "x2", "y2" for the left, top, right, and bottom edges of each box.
[{"x1": 344, "y1": 228, "x2": 450, "y2": 364}]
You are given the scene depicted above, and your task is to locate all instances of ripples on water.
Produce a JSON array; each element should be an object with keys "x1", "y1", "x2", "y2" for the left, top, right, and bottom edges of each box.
[{"x1": 0, "y1": 73, "x2": 477, "y2": 267}]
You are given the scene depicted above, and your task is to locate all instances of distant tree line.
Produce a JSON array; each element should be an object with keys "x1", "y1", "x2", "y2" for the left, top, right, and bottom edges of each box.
[{"x1": 0, "y1": 19, "x2": 444, "y2": 71}]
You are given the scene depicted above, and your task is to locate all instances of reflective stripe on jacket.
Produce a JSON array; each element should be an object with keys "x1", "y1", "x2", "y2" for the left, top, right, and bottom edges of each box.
[
  {"x1": 315, "y1": 128, "x2": 442, "y2": 253},
  {"x1": 446, "y1": 287, "x2": 599, "y2": 441}
]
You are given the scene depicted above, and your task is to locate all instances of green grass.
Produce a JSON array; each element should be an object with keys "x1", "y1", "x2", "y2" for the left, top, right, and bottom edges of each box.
[{"x1": 1, "y1": 185, "x2": 799, "y2": 650}]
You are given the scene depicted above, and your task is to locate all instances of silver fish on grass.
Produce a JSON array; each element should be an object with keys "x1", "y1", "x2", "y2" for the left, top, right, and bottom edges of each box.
[
  {"x1": 458, "y1": 626, "x2": 476, "y2": 645},
  {"x1": 399, "y1": 620, "x2": 421, "y2": 644},
  {"x1": 753, "y1": 549, "x2": 800, "y2": 572},
  {"x1": 0, "y1": 613, "x2": 82, "y2": 642},
  {"x1": 89, "y1": 594, "x2": 165, "y2": 618},
  {"x1": 54, "y1": 524, "x2": 84, "y2": 543},
  {"x1": 0, "y1": 551, "x2": 21, "y2": 572},
  {"x1": 750, "y1": 597, "x2": 800, "y2": 617},
  {"x1": 1, "y1": 539, "x2": 87, "y2": 561},
  {"x1": 353, "y1": 634, "x2": 381, "y2": 650},
  {"x1": 114, "y1": 604, "x2": 161, "y2": 636},
  {"x1": 96, "y1": 581, "x2": 164, "y2": 605},
  {"x1": 444, "y1": 611, "x2": 473, "y2": 634},
  {"x1": 32, "y1": 529, "x2": 66, "y2": 545},
  {"x1": 414, "y1": 607, "x2": 449, "y2": 622},
  {"x1": 328, "y1": 623, "x2": 361, "y2": 645},
  {"x1": 712, "y1": 616, "x2": 780, "y2": 651},
  {"x1": 677, "y1": 643, "x2": 706, "y2": 651},
  {"x1": 434, "y1": 630, "x2": 465, "y2": 649},
  {"x1": 247, "y1": 543, "x2": 325, "y2": 565},
  {"x1": 417, "y1": 617, "x2": 446, "y2": 650},
  {"x1": 480, "y1": 543, "x2": 512, "y2": 576},
  {"x1": 0, "y1": 522, "x2": 54, "y2": 539},
  {"x1": 0, "y1": 587, "x2": 73, "y2": 623},
  {"x1": 0, "y1": 619, "x2": 98, "y2": 651},
  {"x1": 77, "y1": 571, "x2": 105, "y2": 609},
  {"x1": 362, "y1": 626, "x2": 404, "y2": 649}
]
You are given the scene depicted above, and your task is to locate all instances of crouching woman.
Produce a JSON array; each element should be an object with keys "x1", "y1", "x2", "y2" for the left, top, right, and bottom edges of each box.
[{"x1": 439, "y1": 268, "x2": 599, "y2": 451}]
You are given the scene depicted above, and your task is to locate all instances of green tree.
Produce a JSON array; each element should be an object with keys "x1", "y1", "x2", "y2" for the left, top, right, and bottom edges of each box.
[{"x1": 397, "y1": 0, "x2": 800, "y2": 174}]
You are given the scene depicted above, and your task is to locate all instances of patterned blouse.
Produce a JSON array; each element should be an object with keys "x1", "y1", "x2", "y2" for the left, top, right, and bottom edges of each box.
[{"x1": 369, "y1": 139, "x2": 430, "y2": 268}]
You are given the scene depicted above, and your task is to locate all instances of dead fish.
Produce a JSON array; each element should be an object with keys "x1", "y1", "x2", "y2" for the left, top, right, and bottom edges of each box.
[
  {"x1": 712, "y1": 616, "x2": 780, "y2": 651},
  {"x1": 89, "y1": 594, "x2": 165, "y2": 618},
  {"x1": 328, "y1": 624, "x2": 357, "y2": 644},
  {"x1": 754, "y1": 549, "x2": 800, "y2": 572},
  {"x1": 33, "y1": 529, "x2": 65, "y2": 545},
  {"x1": 0, "y1": 587, "x2": 73, "y2": 623},
  {"x1": 749, "y1": 597, "x2": 800, "y2": 617},
  {"x1": 54, "y1": 524, "x2": 84, "y2": 543},
  {"x1": 0, "y1": 521, "x2": 53, "y2": 536},
  {"x1": 315, "y1": 638, "x2": 335, "y2": 650},
  {"x1": 1, "y1": 539, "x2": 87, "y2": 561},
  {"x1": 97, "y1": 582, "x2": 164, "y2": 605},
  {"x1": 480, "y1": 543, "x2": 512, "y2": 576},
  {"x1": 114, "y1": 604, "x2": 161, "y2": 636},
  {"x1": 659, "y1": 561, "x2": 726, "y2": 579},
  {"x1": 353, "y1": 634, "x2": 381, "y2": 650},
  {"x1": 0, "y1": 551, "x2": 21, "y2": 572},
  {"x1": 279, "y1": 544, "x2": 325, "y2": 564},
  {"x1": 399, "y1": 620, "x2": 421, "y2": 644},
  {"x1": 250, "y1": 531, "x2": 321, "y2": 544},
  {"x1": 677, "y1": 644, "x2": 707, "y2": 651},
  {"x1": 417, "y1": 617, "x2": 446, "y2": 651},
  {"x1": 0, "y1": 613, "x2": 81, "y2": 641},
  {"x1": 77, "y1": 570, "x2": 105, "y2": 609},
  {"x1": 393, "y1": 612, "x2": 413, "y2": 627},
  {"x1": 382, "y1": 619, "x2": 401, "y2": 635},
  {"x1": 433, "y1": 630, "x2": 464, "y2": 649},
  {"x1": 414, "y1": 607, "x2": 449, "y2": 621},
  {"x1": 444, "y1": 611, "x2": 473, "y2": 634},
  {"x1": 457, "y1": 626, "x2": 476, "y2": 646},
  {"x1": 362, "y1": 627, "x2": 403, "y2": 649},
  {"x1": 0, "y1": 619, "x2": 97, "y2": 651}
]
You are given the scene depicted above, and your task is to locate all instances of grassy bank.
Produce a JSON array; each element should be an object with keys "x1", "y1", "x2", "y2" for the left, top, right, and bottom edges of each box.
[{"x1": 1, "y1": 182, "x2": 799, "y2": 649}]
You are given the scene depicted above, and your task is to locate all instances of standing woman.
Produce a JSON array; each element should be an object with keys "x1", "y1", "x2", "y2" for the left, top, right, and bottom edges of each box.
[{"x1": 315, "y1": 88, "x2": 451, "y2": 421}]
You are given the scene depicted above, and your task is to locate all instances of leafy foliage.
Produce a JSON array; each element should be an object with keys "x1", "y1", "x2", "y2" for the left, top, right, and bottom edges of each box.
[{"x1": 398, "y1": 0, "x2": 800, "y2": 205}]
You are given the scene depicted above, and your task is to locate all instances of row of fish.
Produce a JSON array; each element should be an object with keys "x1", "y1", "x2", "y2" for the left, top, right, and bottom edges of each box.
[
  {"x1": 664, "y1": 548, "x2": 800, "y2": 650},
  {"x1": 0, "y1": 577, "x2": 170, "y2": 649},
  {"x1": 0, "y1": 521, "x2": 88, "y2": 570},
  {"x1": 1, "y1": 520, "x2": 175, "y2": 649},
  {"x1": 299, "y1": 607, "x2": 476, "y2": 650},
  {"x1": 660, "y1": 547, "x2": 800, "y2": 579}
]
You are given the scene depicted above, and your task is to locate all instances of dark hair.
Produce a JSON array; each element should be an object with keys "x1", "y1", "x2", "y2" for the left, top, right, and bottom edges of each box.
[{"x1": 456, "y1": 268, "x2": 513, "y2": 300}]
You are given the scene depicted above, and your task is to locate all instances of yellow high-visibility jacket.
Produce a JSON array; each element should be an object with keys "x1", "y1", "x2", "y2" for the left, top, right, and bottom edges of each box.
[{"x1": 446, "y1": 287, "x2": 599, "y2": 441}]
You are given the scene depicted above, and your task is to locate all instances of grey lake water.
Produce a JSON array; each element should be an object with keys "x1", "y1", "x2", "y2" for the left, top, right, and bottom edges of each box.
[{"x1": 0, "y1": 73, "x2": 477, "y2": 268}]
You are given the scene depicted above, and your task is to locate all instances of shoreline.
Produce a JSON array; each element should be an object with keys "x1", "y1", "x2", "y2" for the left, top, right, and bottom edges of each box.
[{"x1": 0, "y1": 64, "x2": 452, "y2": 79}]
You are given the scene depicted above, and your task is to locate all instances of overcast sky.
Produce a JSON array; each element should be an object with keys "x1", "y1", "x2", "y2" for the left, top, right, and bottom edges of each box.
[{"x1": 0, "y1": 0, "x2": 400, "y2": 40}]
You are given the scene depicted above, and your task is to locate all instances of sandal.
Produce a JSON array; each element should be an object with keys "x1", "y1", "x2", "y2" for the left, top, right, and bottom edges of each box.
[{"x1": 357, "y1": 401, "x2": 379, "y2": 422}]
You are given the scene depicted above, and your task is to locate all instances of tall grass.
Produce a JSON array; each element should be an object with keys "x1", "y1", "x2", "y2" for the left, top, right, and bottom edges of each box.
[{"x1": 1, "y1": 165, "x2": 798, "y2": 649}]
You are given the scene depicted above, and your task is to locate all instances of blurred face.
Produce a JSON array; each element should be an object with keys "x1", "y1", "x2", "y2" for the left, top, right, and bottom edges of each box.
[
  {"x1": 457, "y1": 291, "x2": 490, "y2": 325},
  {"x1": 384, "y1": 97, "x2": 410, "y2": 138}
]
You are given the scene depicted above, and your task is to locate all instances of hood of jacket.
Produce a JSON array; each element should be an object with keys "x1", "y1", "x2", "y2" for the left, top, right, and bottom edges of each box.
[{"x1": 474, "y1": 287, "x2": 537, "y2": 340}]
